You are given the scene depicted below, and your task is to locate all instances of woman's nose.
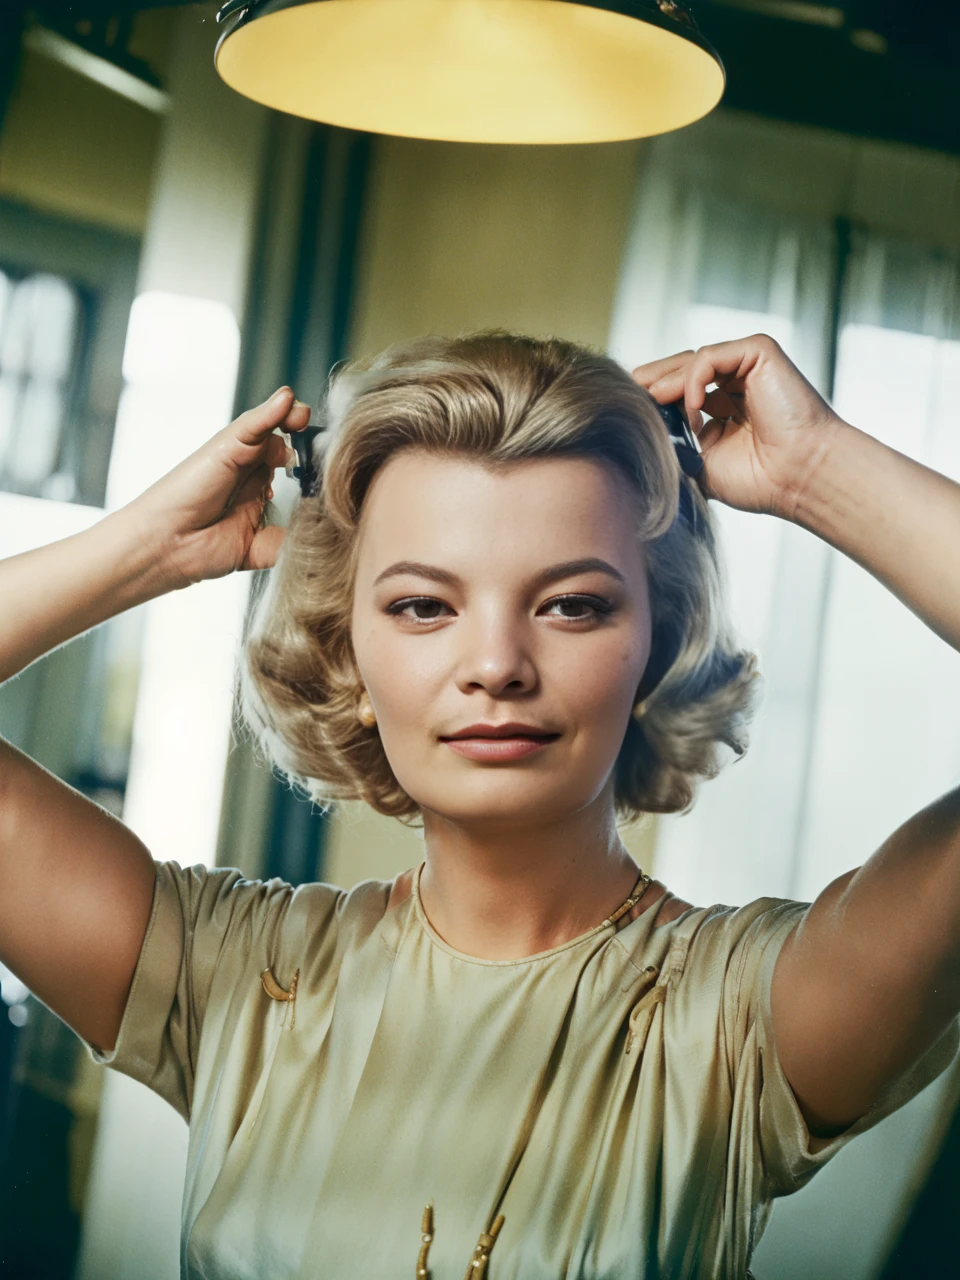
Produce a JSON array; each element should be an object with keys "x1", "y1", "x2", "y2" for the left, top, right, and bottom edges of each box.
[{"x1": 453, "y1": 617, "x2": 538, "y2": 696}]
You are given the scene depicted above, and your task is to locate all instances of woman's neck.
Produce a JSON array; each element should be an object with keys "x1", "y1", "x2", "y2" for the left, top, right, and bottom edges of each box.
[{"x1": 417, "y1": 797, "x2": 643, "y2": 960}]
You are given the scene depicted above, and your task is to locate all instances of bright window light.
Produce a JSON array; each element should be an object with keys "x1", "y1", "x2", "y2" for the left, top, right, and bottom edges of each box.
[
  {"x1": 107, "y1": 291, "x2": 240, "y2": 511},
  {"x1": 685, "y1": 304, "x2": 793, "y2": 355},
  {"x1": 0, "y1": 492, "x2": 101, "y2": 556},
  {"x1": 107, "y1": 292, "x2": 247, "y2": 869},
  {"x1": 794, "y1": 325, "x2": 960, "y2": 900},
  {"x1": 0, "y1": 270, "x2": 81, "y2": 499}
]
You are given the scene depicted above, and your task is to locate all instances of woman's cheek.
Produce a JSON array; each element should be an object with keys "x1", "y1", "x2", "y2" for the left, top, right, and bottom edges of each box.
[
  {"x1": 566, "y1": 639, "x2": 644, "y2": 717},
  {"x1": 369, "y1": 638, "x2": 445, "y2": 733}
]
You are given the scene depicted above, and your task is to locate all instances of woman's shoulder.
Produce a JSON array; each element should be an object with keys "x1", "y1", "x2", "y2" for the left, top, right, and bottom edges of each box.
[
  {"x1": 664, "y1": 893, "x2": 811, "y2": 1002},
  {"x1": 286, "y1": 864, "x2": 415, "y2": 948},
  {"x1": 307, "y1": 865, "x2": 415, "y2": 914},
  {"x1": 613, "y1": 880, "x2": 810, "y2": 986},
  {"x1": 624, "y1": 877, "x2": 808, "y2": 940},
  {"x1": 618, "y1": 878, "x2": 697, "y2": 931},
  {"x1": 697, "y1": 894, "x2": 810, "y2": 945},
  {"x1": 154, "y1": 860, "x2": 406, "y2": 960}
]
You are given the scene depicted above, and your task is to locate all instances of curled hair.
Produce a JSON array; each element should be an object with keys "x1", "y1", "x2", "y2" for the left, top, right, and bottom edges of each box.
[{"x1": 239, "y1": 330, "x2": 761, "y2": 824}]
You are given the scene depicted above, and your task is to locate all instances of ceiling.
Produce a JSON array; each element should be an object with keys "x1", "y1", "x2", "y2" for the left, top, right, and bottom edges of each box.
[
  {"x1": 701, "y1": 0, "x2": 960, "y2": 155},
  {"x1": 21, "y1": 0, "x2": 960, "y2": 154}
]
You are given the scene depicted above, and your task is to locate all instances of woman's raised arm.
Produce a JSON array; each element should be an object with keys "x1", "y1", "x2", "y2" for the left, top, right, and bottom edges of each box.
[
  {"x1": 0, "y1": 388, "x2": 309, "y2": 1052},
  {"x1": 635, "y1": 336, "x2": 960, "y2": 1136}
]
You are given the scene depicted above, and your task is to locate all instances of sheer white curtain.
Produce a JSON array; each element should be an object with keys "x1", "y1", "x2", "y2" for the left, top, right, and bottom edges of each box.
[
  {"x1": 608, "y1": 116, "x2": 960, "y2": 1280},
  {"x1": 795, "y1": 234, "x2": 960, "y2": 903},
  {"x1": 609, "y1": 164, "x2": 840, "y2": 906},
  {"x1": 610, "y1": 131, "x2": 960, "y2": 910}
]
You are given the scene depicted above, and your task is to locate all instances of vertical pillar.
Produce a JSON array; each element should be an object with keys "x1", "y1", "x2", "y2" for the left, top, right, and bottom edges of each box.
[
  {"x1": 75, "y1": 8, "x2": 270, "y2": 1279},
  {"x1": 0, "y1": 2, "x2": 25, "y2": 143}
]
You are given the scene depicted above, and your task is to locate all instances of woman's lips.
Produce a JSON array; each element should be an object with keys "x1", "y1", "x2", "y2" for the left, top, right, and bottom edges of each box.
[{"x1": 442, "y1": 735, "x2": 560, "y2": 761}]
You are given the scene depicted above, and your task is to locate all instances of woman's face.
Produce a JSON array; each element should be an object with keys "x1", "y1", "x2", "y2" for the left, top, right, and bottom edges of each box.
[{"x1": 350, "y1": 449, "x2": 653, "y2": 831}]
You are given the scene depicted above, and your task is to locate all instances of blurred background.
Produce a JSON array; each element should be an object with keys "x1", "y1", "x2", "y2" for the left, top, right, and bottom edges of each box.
[{"x1": 0, "y1": 1, "x2": 958, "y2": 1276}]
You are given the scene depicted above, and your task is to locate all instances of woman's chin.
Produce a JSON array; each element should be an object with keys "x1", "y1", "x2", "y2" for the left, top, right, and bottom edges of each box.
[{"x1": 413, "y1": 778, "x2": 603, "y2": 833}]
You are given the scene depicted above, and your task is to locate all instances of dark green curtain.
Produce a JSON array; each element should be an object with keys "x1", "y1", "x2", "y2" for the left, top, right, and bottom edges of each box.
[{"x1": 242, "y1": 120, "x2": 372, "y2": 888}]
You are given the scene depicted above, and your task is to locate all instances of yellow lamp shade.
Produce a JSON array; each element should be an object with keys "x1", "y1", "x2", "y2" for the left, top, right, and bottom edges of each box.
[{"x1": 215, "y1": 0, "x2": 725, "y2": 144}]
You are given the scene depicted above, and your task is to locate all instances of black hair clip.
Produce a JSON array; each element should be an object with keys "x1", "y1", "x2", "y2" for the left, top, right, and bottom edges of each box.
[
  {"x1": 654, "y1": 400, "x2": 704, "y2": 532},
  {"x1": 289, "y1": 426, "x2": 325, "y2": 498},
  {"x1": 655, "y1": 400, "x2": 704, "y2": 479}
]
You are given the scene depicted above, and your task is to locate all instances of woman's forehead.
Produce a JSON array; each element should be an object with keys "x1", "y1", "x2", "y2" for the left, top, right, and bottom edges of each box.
[{"x1": 355, "y1": 450, "x2": 647, "y2": 584}]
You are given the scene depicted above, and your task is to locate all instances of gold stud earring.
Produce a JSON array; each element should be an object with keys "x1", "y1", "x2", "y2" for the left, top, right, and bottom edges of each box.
[
  {"x1": 357, "y1": 691, "x2": 377, "y2": 728},
  {"x1": 632, "y1": 698, "x2": 648, "y2": 722}
]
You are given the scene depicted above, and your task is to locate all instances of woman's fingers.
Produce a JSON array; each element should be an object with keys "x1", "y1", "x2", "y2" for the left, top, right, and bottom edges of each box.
[
  {"x1": 264, "y1": 430, "x2": 296, "y2": 472},
  {"x1": 232, "y1": 389, "x2": 312, "y2": 449},
  {"x1": 230, "y1": 463, "x2": 272, "y2": 513},
  {"x1": 215, "y1": 429, "x2": 295, "y2": 524},
  {"x1": 638, "y1": 336, "x2": 784, "y2": 422},
  {"x1": 682, "y1": 343, "x2": 756, "y2": 412},
  {"x1": 232, "y1": 388, "x2": 296, "y2": 447},
  {"x1": 279, "y1": 399, "x2": 312, "y2": 433},
  {"x1": 702, "y1": 387, "x2": 741, "y2": 422},
  {"x1": 697, "y1": 417, "x2": 730, "y2": 455},
  {"x1": 216, "y1": 404, "x2": 301, "y2": 505},
  {"x1": 243, "y1": 525, "x2": 286, "y2": 572},
  {"x1": 633, "y1": 335, "x2": 841, "y2": 515},
  {"x1": 681, "y1": 335, "x2": 791, "y2": 417},
  {"x1": 631, "y1": 350, "x2": 694, "y2": 391},
  {"x1": 223, "y1": 464, "x2": 270, "y2": 526},
  {"x1": 644, "y1": 371, "x2": 686, "y2": 403}
]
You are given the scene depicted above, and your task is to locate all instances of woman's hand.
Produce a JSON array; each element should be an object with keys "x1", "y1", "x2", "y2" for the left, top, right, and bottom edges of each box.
[
  {"x1": 127, "y1": 387, "x2": 312, "y2": 588},
  {"x1": 632, "y1": 334, "x2": 845, "y2": 519}
]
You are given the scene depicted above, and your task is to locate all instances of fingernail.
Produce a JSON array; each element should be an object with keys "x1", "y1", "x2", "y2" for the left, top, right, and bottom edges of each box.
[
  {"x1": 293, "y1": 399, "x2": 310, "y2": 411},
  {"x1": 270, "y1": 386, "x2": 292, "y2": 406}
]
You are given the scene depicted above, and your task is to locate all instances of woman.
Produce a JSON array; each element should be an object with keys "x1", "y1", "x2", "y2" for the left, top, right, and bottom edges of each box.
[{"x1": 1, "y1": 330, "x2": 958, "y2": 1279}]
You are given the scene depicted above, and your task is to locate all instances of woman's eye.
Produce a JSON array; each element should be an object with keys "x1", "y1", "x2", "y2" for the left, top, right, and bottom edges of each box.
[
  {"x1": 542, "y1": 594, "x2": 614, "y2": 621},
  {"x1": 385, "y1": 594, "x2": 614, "y2": 624},
  {"x1": 386, "y1": 597, "x2": 452, "y2": 623}
]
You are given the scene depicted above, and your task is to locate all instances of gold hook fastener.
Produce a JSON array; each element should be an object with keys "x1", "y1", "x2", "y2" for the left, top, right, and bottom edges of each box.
[{"x1": 261, "y1": 967, "x2": 300, "y2": 1029}]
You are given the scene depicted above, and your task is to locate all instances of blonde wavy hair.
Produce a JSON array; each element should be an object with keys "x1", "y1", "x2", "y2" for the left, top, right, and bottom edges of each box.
[{"x1": 239, "y1": 330, "x2": 761, "y2": 825}]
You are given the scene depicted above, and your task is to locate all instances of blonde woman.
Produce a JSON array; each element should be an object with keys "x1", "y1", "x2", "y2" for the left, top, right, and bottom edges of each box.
[{"x1": 1, "y1": 330, "x2": 958, "y2": 1279}]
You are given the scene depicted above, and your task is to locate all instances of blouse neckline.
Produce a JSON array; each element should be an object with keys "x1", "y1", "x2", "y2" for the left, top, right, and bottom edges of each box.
[{"x1": 410, "y1": 860, "x2": 655, "y2": 968}]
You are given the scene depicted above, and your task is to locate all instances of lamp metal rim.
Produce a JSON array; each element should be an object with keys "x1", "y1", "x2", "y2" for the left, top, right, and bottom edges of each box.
[{"x1": 216, "y1": 0, "x2": 726, "y2": 84}]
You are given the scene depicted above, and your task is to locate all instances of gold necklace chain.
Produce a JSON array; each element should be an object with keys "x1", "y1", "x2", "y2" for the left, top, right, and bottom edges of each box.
[
  {"x1": 603, "y1": 867, "x2": 654, "y2": 928},
  {"x1": 415, "y1": 865, "x2": 651, "y2": 1279},
  {"x1": 417, "y1": 1202, "x2": 504, "y2": 1280}
]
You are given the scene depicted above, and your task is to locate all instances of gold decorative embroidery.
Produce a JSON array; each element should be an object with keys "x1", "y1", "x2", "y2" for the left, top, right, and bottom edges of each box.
[
  {"x1": 625, "y1": 968, "x2": 665, "y2": 1055},
  {"x1": 414, "y1": 1204, "x2": 505, "y2": 1280},
  {"x1": 461, "y1": 1215, "x2": 505, "y2": 1279},
  {"x1": 261, "y1": 967, "x2": 300, "y2": 1029},
  {"x1": 416, "y1": 1202, "x2": 435, "y2": 1279}
]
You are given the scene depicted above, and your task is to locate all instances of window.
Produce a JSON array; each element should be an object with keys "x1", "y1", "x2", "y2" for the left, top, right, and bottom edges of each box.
[{"x1": 0, "y1": 268, "x2": 88, "y2": 502}]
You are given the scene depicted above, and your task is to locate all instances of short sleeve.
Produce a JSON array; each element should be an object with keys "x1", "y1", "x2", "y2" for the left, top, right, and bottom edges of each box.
[
  {"x1": 726, "y1": 899, "x2": 960, "y2": 1199},
  {"x1": 81, "y1": 859, "x2": 296, "y2": 1123}
]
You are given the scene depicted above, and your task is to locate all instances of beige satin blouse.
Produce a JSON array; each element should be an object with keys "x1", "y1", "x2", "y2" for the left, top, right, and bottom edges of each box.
[{"x1": 85, "y1": 859, "x2": 958, "y2": 1279}]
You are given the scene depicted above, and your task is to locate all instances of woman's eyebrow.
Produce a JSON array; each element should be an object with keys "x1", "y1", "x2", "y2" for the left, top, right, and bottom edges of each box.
[{"x1": 372, "y1": 558, "x2": 627, "y2": 589}]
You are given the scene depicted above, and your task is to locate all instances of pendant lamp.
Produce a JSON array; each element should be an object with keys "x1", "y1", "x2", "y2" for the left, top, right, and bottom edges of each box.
[{"x1": 214, "y1": 0, "x2": 725, "y2": 144}]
